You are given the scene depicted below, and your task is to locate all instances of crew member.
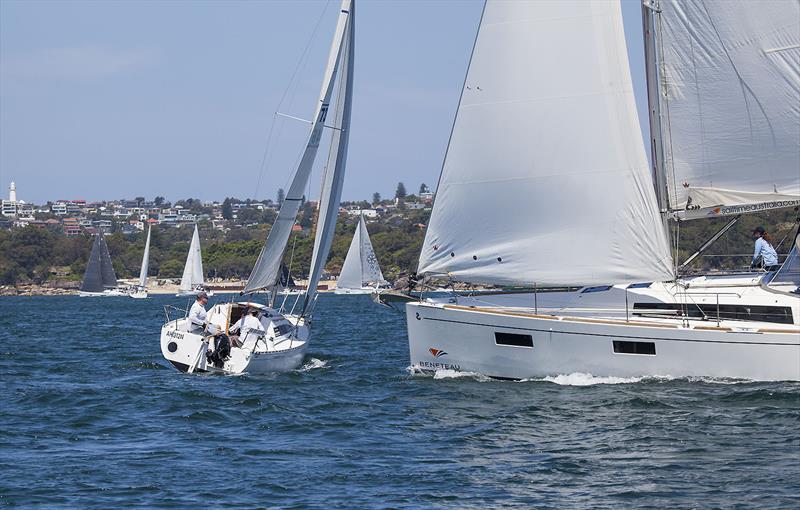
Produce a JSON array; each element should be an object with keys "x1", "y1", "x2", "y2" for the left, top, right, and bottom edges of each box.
[
  {"x1": 188, "y1": 291, "x2": 209, "y2": 334},
  {"x1": 229, "y1": 307, "x2": 265, "y2": 348},
  {"x1": 751, "y1": 226, "x2": 780, "y2": 271}
]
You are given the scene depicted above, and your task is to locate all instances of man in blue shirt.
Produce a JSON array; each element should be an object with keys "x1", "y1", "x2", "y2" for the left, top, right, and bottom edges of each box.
[{"x1": 751, "y1": 226, "x2": 779, "y2": 271}]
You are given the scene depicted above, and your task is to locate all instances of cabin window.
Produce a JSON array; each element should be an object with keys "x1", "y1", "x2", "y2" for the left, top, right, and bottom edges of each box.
[
  {"x1": 633, "y1": 303, "x2": 793, "y2": 324},
  {"x1": 581, "y1": 285, "x2": 613, "y2": 293},
  {"x1": 627, "y1": 282, "x2": 652, "y2": 289},
  {"x1": 494, "y1": 332, "x2": 533, "y2": 348},
  {"x1": 613, "y1": 340, "x2": 656, "y2": 355},
  {"x1": 274, "y1": 324, "x2": 293, "y2": 337}
]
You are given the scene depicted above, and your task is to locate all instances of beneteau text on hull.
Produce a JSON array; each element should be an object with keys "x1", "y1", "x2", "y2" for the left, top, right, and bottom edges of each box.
[
  {"x1": 403, "y1": 0, "x2": 800, "y2": 381},
  {"x1": 161, "y1": 0, "x2": 355, "y2": 375}
]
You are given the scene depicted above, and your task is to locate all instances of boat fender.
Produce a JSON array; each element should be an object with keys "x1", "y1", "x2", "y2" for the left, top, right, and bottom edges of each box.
[{"x1": 206, "y1": 334, "x2": 231, "y2": 368}]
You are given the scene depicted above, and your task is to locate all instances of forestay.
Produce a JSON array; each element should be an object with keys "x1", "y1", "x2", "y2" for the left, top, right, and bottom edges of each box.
[
  {"x1": 180, "y1": 225, "x2": 204, "y2": 292},
  {"x1": 418, "y1": 0, "x2": 674, "y2": 287},
  {"x1": 306, "y1": 0, "x2": 355, "y2": 301},
  {"x1": 244, "y1": 1, "x2": 352, "y2": 295},
  {"x1": 653, "y1": 0, "x2": 800, "y2": 219},
  {"x1": 338, "y1": 215, "x2": 383, "y2": 290}
]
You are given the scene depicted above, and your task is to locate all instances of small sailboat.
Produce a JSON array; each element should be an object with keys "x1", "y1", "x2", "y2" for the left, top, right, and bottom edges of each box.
[
  {"x1": 335, "y1": 214, "x2": 389, "y2": 294},
  {"x1": 79, "y1": 231, "x2": 126, "y2": 297},
  {"x1": 176, "y1": 225, "x2": 213, "y2": 297},
  {"x1": 160, "y1": 0, "x2": 355, "y2": 374},
  {"x1": 129, "y1": 226, "x2": 151, "y2": 299}
]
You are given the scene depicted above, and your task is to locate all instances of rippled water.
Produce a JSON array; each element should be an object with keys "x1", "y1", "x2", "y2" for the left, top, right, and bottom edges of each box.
[{"x1": 1, "y1": 294, "x2": 798, "y2": 508}]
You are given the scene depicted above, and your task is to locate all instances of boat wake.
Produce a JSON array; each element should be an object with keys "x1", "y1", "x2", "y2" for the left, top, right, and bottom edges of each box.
[
  {"x1": 535, "y1": 373, "x2": 644, "y2": 386},
  {"x1": 298, "y1": 358, "x2": 328, "y2": 372}
]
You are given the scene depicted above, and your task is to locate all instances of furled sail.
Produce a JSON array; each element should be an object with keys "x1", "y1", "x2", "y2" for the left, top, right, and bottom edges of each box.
[
  {"x1": 417, "y1": 0, "x2": 674, "y2": 287},
  {"x1": 138, "y1": 226, "x2": 151, "y2": 289},
  {"x1": 244, "y1": 0, "x2": 352, "y2": 295},
  {"x1": 306, "y1": 0, "x2": 355, "y2": 302},
  {"x1": 338, "y1": 215, "x2": 383, "y2": 290},
  {"x1": 652, "y1": 0, "x2": 800, "y2": 219},
  {"x1": 180, "y1": 225, "x2": 204, "y2": 292}
]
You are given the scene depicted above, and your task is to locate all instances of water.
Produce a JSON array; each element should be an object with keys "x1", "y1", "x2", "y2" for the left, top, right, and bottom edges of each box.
[{"x1": 1, "y1": 294, "x2": 797, "y2": 509}]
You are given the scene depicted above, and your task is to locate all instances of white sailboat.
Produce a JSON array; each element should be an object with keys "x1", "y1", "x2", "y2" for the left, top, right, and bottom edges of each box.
[
  {"x1": 129, "y1": 226, "x2": 151, "y2": 299},
  {"x1": 402, "y1": 0, "x2": 800, "y2": 381},
  {"x1": 335, "y1": 214, "x2": 389, "y2": 294},
  {"x1": 176, "y1": 224, "x2": 213, "y2": 297},
  {"x1": 160, "y1": 0, "x2": 355, "y2": 374},
  {"x1": 79, "y1": 231, "x2": 127, "y2": 297}
]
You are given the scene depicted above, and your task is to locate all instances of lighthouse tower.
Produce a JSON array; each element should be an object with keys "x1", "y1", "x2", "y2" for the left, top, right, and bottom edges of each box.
[{"x1": 9, "y1": 181, "x2": 16, "y2": 202}]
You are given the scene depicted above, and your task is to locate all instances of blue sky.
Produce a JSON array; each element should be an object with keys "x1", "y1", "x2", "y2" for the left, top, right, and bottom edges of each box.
[{"x1": 1, "y1": 0, "x2": 649, "y2": 205}]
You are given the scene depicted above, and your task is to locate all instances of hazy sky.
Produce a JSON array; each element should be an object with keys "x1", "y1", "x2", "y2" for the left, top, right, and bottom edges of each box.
[{"x1": 1, "y1": 0, "x2": 649, "y2": 205}]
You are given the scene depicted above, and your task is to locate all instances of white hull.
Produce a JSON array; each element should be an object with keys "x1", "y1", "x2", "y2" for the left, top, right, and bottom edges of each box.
[
  {"x1": 160, "y1": 302, "x2": 309, "y2": 375},
  {"x1": 129, "y1": 290, "x2": 148, "y2": 299},
  {"x1": 176, "y1": 289, "x2": 214, "y2": 298},
  {"x1": 406, "y1": 278, "x2": 800, "y2": 381},
  {"x1": 79, "y1": 289, "x2": 128, "y2": 297},
  {"x1": 335, "y1": 287, "x2": 381, "y2": 295}
]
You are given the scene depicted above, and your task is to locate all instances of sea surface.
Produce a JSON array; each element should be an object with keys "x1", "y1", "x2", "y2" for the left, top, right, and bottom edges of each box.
[{"x1": 0, "y1": 294, "x2": 798, "y2": 509}]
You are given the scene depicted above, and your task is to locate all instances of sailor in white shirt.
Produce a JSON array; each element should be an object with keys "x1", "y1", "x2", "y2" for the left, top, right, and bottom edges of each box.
[
  {"x1": 187, "y1": 291, "x2": 209, "y2": 334},
  {"x1": 229, "y1": 307, "x2": 265, "y2": 348}
]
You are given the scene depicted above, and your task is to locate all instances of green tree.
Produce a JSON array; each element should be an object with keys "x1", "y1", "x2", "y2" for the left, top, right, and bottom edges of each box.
[
  {"x1": 372, "y1": 192, "x2": 381, "y2": 205},
  {"x1": 418, "y1": 183, "x2": 428, "y2": 195},
  {"x1": 277, "y1": 188, "x2": 286, "y2": 206},
  {"x1": 222, "y1": 198, "x2": 233, "y2": 220},
  {"x1": 395, "y1": 182, "x2": 407, "y2": 200},
  {"x1": 154, "y1": 196, "x2": 165, "y2": 207}
]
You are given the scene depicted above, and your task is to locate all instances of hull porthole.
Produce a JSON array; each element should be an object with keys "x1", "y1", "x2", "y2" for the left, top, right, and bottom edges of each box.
[{"x1": 168, "y1": 341, "x2": 178, "y2": 353}]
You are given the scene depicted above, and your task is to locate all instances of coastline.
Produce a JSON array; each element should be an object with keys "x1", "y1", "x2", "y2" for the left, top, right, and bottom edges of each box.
[{"x1": 0, "y1": 279, "x2": 341, "y2": 296}]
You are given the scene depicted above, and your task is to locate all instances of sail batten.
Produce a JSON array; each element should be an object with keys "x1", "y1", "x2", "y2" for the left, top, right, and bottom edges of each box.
[
  {"x1": 244, "y1": 1, "x2": 352, "y2": 295},
  {"x1": 417, "y1": 0, "x2": 674, "y2": 287}
]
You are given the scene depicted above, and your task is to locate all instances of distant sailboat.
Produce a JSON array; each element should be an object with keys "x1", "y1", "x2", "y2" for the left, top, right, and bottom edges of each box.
[
  {"x1": 130, "y1": 226, "x2": 151, "y2": 299},
  {"x1": 336, "y1": 214, "x2": 389, "y2": 294},
  {"x1": 160, "y1": 0, "x2": 355, "y2": 374},
  {"x1": 80, "y1": 231, "x2": 126, "y2": 297},
  {"x1": 176, "y1": 225, "x2": 212, "y2": 297}
]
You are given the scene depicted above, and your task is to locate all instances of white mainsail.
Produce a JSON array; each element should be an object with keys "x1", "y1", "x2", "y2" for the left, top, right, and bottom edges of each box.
[
  {"x1": 244, "y1": 1, "x2": 353, "y2": 295},
  {"x1": 338, "y1": 215, "x2": 384, "y2": 290},
  {"x1": 180, "y1": 225, "x2": 205, "y2": 292},
  {"x1": 138, "y1": 226, "x2": 151, "y2": 289},
  {"x1": 417, "y1": 0, "x2": 674, "y2": 287},
  {"x1": 306, "y1": 1, "x2": 355, "y2": 301},
  {"x1": 651, "y1": 0, "x2": 800, "y2": 219}
]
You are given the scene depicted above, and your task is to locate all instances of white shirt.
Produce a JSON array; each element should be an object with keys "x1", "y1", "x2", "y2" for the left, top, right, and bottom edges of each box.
[
  {"x1": 229, "y1": 314, "x2": 265, "y2": 338},
  {"x1": 188, "y1": 301, "x2": 207, "y2": 333}
]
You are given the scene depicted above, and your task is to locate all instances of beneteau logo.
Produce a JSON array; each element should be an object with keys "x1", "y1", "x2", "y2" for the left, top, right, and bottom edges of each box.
[{"x1": 429, "y1": 348, "x2": 447, "y2": 358}]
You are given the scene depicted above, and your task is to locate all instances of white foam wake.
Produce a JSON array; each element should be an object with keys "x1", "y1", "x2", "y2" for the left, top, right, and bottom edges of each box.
[
  {"x1": 536, "y1": 372, "x2": 643, "y2": 386},
  {"x1": 432, "y1": 369, "x2": 491, "y2": 382},
  {"x1": 299, "y1": 358, "x2": 328, "y2": 371}
]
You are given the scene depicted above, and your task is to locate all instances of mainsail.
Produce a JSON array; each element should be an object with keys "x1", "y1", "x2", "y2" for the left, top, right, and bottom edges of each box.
[
  {"x1": 244, "y1": 0, "x2": 353, "y2": 295},
  {"x1": 306, "y1": 1, "x2": 355, "y2": 301},
  {"x1": 649, "y1": 0, "x2": 800, "y2": 219},
  {"x1": 179, "y1": 225, "x2": 204, "y2": 292},
  {"x1": 138, "y1": 226, "x2": 151, "y2": 289},
  {"x1": 417, "y1": 0, "x2": 674, "y2": 287},
  {"x1": 338, "y1": 215, "x2": 383, "y2": 290},
  {"x1": 81, "y1": 232, "x2": 117, "y2": 292}
]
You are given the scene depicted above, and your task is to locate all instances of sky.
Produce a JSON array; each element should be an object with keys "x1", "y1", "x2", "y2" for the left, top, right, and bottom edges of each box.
[{"x1": 0, "y1": 0, "x2": 650, "y2": 205}]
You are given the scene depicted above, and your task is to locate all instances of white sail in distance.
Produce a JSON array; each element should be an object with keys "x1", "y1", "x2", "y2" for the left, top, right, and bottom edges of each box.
[
  {"x1": 306, "y1": 0, "x2": 355, "y2": 303},
  {"x1": 244, "y1": 1, "x2": 353, "y2": 295},
  {"x1": 138, "y1": 226, "x2": 151, "y2": 289},
  {"x1": 338, "y1": 215, "x2": 383, "y2": 290},
  {"x1": 180, "y1": 225, "x2": 204, "y2": 292},
  {"x1": 651, "y1": 0, "x2": 800, "y2": 219},
  {"x1": 417, "y1": 0, "x2": 674, "y2": 287}
]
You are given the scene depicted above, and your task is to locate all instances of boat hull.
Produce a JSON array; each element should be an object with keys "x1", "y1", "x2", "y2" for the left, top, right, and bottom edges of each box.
[
  {"x1": 406, "y1": 301, "x2": 800, "y2": 381},
  {"x1": 79, "y1": 289, "x2": 128, "y2": 297}
]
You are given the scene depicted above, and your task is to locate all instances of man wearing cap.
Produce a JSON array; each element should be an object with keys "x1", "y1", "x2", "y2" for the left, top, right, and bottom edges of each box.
[
  {"x1": 751, "y1": 226, "x2": 779, "y2": 271},
  {"x1": 229, "y1": 307, "x2": 265, "y2": 348},
  {"x1": 188, "y1": 291, "x2": 209, "y2": 334}
]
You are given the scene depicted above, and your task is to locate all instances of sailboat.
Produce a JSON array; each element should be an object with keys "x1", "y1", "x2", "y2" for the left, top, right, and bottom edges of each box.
[
  {"x1": 175, "y1": 225, "x2": 213, "y2": 297},
  {"x1": 335, "y1": 214, "x2": 389, "y2": 294},
  {"x1": 399, "y1": 0, "x2": 800, "y2": 381},
  {"x1": 129, "y1": 226, "x2": 151, "y2": 299},
  {"x1": 160, "y1": 0, "x2": 355, "y2": 374},
  {"x1": 79, "y1": 231, "x2": 126, "y2": 297}
]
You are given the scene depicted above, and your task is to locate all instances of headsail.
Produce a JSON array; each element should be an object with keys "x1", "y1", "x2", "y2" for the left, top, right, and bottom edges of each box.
[
  {"x1": 98, "y1": 233, "x2": 117, "y2": 288},
  {"x1": 80, "y1": 234, "x2": 104, "y2": 293},
  {"x1": 138, "y1": 226, "x2": 151, "y2": 289},
  {"x1": 649, "y1": 0, "x2": 800, "y2": 219},
  {"x1": 306, "y1": 0, "x2": 355, "y2": 302},
  {"x1": 417, "y1": 0, "x2": 674, "y2": 287},
  {"x1": 338, "y1": 215, "x2": 383, "y2": 290},
  {"x1": 180, "y1": 225, "x2": 204, "y2": 292},
  {"x1": 244, "y1": 0, "x2": 353, "y2": 295}
]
